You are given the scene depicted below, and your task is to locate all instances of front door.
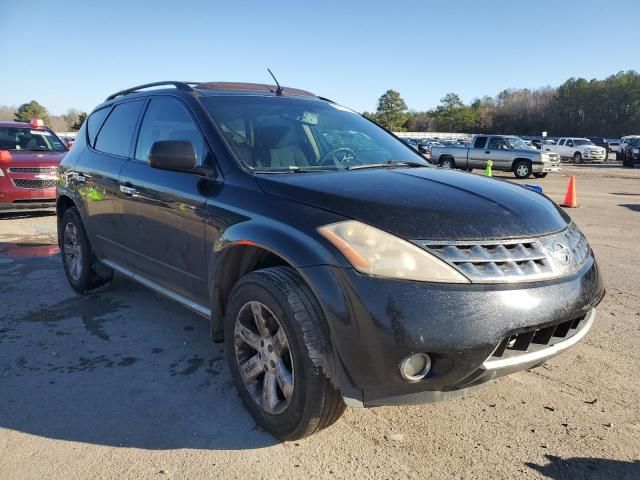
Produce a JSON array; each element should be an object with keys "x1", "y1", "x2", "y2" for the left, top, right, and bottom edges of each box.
[
  {"x1": 485, "y1": 136, "x2": 512, "y2": 170},
  {"x1": 118, "y1": 96, "x2": 209, "y2": 305}
]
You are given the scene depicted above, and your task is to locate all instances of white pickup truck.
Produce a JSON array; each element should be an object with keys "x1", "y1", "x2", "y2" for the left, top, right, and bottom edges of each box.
[{"x1": 544, "y1": 138, "x2": 607, "y2": 163}]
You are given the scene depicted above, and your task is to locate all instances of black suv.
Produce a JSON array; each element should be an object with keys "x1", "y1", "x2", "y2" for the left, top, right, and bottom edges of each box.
[{"x1": 57, "y1": 81, "x2": 605, "y2": 440}]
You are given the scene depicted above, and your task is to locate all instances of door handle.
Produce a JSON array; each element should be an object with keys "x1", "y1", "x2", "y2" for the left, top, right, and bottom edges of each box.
[
  {"x1": 485, "y1": 151, "x2": 491, "y2": 154},
  {"x1": 119, "y1": 185, "x2": 137, "y2": 196}
]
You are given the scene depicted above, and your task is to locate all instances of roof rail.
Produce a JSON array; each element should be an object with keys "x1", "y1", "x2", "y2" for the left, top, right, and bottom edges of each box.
[{"x1": 105, "y1": 81, "x2": 199, "y2": 101}]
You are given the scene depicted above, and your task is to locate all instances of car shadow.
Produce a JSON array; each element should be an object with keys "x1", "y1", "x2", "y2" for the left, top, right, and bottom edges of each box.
[
  {"x1": 618, "y1": 204, "x2": 640, "y2": 212},
  {"x1": 0, "y1": 210, "x2": 56, "y2": 220},
  {"x1": 527, "y1": 454, "x2": 640, "y2": 480},
  {"x1": 565, "y1": 162, "x2": 622, "y2": 168},
  {"x1": 0, "y1": 254, "x2": 277, "y2": 451}
]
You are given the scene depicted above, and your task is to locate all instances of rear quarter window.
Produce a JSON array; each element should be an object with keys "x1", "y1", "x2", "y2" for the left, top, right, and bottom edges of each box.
[
  {"x1": 94, "y1": 101, "x2": 144, "y2": 157},
  {"x1": 87, "y1": 107, "x2": 111, "y2": 147}
]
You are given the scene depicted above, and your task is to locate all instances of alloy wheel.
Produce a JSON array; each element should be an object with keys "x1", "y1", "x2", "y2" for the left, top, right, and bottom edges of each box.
[
  {"x1": 234, "y1": 301, "x2": 294, "y2": 415},
  {"x1": 63, "y1": 222, "x2": 83, "y2": 281},
  {"x1": 516, "y1": 163, "x2": 530, "y2": 177}
]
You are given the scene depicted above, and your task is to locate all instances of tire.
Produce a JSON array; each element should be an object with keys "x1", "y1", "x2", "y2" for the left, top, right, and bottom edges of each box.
[
  {"x1": 60, "y1": 207, "x2": 113, "y2": 294},
  {"x1": 533, "y1": 173, "x2": 548, "y2": 178},
  {"x1": 440, "y1": 157, "x2": 455, "y2": 169},
  {"x1": 513, "y1": 160, "x2": 532, "y2": 179},
  {"x1": 224, "y1": 266, "x2": 345, "y2": 440},
  {"x1": 573, "y1": 152, "x2": 583, "y2": 163}
]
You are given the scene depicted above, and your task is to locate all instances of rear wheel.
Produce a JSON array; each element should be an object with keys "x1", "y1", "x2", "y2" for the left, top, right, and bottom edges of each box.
[
  {"x1": 513, "y1": 160, "x2": 532, "y2": 179},
  {"x1": 573, "y1": 152, "x2": 583, "y2": 163},
  {"x1": 533, "y1": 173, "x2": 548, "y2": 179},
  {"x1": 225, "y1": 267, "x2": 345, "y2": 440},
  {"x1": 60, "y1": 207, "x2": 113, "y2": 294},
  {"x1": 440, "y1": 157, "x2": 455, "y2": 169}
]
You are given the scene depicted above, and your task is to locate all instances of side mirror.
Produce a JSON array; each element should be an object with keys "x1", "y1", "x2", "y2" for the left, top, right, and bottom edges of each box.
[{"x1": 148, "y1": 140, "x2": 197, "y2": 173}]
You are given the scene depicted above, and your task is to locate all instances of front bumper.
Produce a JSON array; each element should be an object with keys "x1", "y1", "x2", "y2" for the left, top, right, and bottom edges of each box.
[
  {"x1": 301, "y1": 257, "x2": 604, "y2": 407},
  {"x1": 0, "y1": 175, "x2": 56, "y2": 212},
  {"x1": 533, "y1": 162, "x2": 561, "y2": 173},
  {"x1": 583, "y1": 151, "x2": 606, "y2": 161}
]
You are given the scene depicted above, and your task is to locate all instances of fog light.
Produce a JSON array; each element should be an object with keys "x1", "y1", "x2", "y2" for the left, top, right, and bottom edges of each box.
[{"x1": 399, "y1": 353, "x2": 431, "y2": 382}]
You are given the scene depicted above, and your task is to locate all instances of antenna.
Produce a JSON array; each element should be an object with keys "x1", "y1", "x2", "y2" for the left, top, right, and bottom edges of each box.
[{"x1": 267, "y1": 68, "x2": 283, "y2": 96}]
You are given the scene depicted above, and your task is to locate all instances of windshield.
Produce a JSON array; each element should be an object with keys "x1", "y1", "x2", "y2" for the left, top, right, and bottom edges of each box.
[
  {"x1": 0, "y1": 127, "x2": 67, "y2": 152},
  {"x1": 202, "y1": 96, "x2": 428, "y2": 171},
  {"x1": 573, "y1": 139, "x2": 593, "y2": 146},
  {"x1": 505, "y1": 137, "x2": 531, "y2": 150}
]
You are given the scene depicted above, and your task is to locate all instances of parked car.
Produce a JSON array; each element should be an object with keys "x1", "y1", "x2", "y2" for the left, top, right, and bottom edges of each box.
[
  {"x1": 587, "y1": 137, "x2": 611, "y2": 158},
  {"x1": 608, "y1": 140, "x2": 621, "y2": 153},
  {"x1": 430, "y1": 134, "x2": 561, "y2": 178},
  {"x1": 544, "y1": 138, "x2": 607, "y2": 163},
  {"x1": 618, "y1": 136, "x2": 640, "y2": 163},
  {"x1": 621, "y1": 137, "x2": 640, "y2": 168},
  {"x1": 0, "y1": 119, "x2": 68, "y2": 212},
  {"x1": 57, "y1": 81, "x2": 604, "y2": 440}
]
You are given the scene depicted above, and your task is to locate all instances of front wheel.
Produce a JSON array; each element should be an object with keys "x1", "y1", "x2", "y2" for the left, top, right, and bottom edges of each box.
[
  {"x1": 513, "y1": 160, "x2": 532, "y2": 179},
  {"x1": 60, "y1": 207, "x2": 113, "y2": 294},
  {"x1": 225, "y1": 267, "x2": 345, "y2": 440},
  {"x1": 573, "y1": 152, "x2": 583, "y2": 163},
  {"x1": 533, "y1": 173, "x2": 548, "y2": 179}
]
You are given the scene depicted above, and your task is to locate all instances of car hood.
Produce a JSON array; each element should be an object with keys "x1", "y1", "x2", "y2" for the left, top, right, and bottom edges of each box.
[
  {"x1": 256, "y1": 167, "x2": 570, "y2": 240},
  {"x1": 3, "y1": 151, "x2": 66, "y2": 166}
]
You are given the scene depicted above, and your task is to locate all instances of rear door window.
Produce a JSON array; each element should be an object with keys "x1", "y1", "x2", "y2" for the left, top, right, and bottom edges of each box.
[
  {"x1": 134, "y1": 97, "x2": 204, "y2": 163},
  {"x1": 94, "y1": 101, "x2": 144, "y2": 157},
  {"x1": 473, "y1": 136, "x2": 488, "y2": 149}
]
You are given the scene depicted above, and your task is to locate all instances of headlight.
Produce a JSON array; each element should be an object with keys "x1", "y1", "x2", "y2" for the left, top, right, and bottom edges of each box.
[
  {"x1": 318, "y1": 220, "x2": 469, "y2": 283},
  {"x1": 0, "y1": 168, "x2": 4, "y2": 176}
]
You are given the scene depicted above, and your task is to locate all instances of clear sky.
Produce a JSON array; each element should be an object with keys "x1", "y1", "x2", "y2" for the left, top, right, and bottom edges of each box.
[{"x1": 1, "y1": 0, "x2": 638, "y2": 115}]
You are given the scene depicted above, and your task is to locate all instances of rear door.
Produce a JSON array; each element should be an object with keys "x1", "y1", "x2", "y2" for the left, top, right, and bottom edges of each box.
[
  {"x1": 118, "y1": 96, "x2": 209, "y2": 305},
  {"x1": 74, "y1": 100, "x2": 144, "y2": 262},
  {"x1": 467, "y1": 136, "x2": 488, "y2": 168}
]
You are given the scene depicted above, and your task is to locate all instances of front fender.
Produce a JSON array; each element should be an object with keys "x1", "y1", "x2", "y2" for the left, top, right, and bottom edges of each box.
[
  {"x1": 208, "y1": 218, "x2": 347, "y2": 332},
  {"x1": 215, "y1": 219, "x2": 342, "y2": 268}
]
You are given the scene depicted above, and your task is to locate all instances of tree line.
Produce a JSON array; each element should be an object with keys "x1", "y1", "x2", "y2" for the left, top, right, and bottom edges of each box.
[
  {"x1": 0, "y1": 100, "x2": 87, "y2": 132},
  {"x1": 364, "y1": 70, "x2": 640, "y2": 137}
]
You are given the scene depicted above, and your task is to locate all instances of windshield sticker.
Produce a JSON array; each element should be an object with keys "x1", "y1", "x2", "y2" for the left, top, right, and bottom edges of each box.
[{"x1": 30, "y1": 130, "x2": 51, "y2": 135}]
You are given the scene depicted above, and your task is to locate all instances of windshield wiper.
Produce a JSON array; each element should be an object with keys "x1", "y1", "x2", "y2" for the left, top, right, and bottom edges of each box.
[
  {"x1": 253, "y1": 166, "x2": 338, "y2": 174},
  {"x1": 347, "y1": 160, "x2": 427, "y2": 170}
]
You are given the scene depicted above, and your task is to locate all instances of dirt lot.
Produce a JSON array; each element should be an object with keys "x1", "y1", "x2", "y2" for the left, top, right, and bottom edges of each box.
[{"x1": 1, "y1": 164, "x2": 639, "y2": 480}]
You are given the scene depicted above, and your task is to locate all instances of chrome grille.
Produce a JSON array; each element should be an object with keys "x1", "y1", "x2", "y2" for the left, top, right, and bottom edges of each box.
[
  {"x1": 8, "y1": 166, "x2": 57, "y2": 174},
  {"x1": 12, "y1": 178, "x2": 57, "y2": 190},
  {"x1": 417, "y1": 223, "x2": 590, "y2": 283}
]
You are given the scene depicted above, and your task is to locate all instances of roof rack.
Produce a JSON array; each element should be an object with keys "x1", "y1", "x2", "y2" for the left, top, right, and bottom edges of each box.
[{"x1": 105, "y1": 81, "x2": 199, "y2": 101}]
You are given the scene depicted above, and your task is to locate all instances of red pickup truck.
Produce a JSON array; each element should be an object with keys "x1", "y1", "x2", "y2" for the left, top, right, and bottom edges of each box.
[{"x1": 0, "y1": 119, "x2": 68, "y2": 212}]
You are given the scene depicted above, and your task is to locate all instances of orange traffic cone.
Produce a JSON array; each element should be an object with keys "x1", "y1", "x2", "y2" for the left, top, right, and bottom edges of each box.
[{"x1": 561, "y1": 175, "x2": 578, "y2": 207}]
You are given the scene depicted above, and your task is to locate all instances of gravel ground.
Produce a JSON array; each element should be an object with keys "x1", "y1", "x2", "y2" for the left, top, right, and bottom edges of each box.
[{"x1": 0, "y1": 164, "x2": 639, "y2": 479}]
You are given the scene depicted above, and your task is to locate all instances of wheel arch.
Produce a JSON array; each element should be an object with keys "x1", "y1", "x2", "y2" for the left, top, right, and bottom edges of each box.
[
  {"x1": 56, "y1": 194, "x2": 76, "y2": 245},
  {"x1": 210, "y1": 221, "x2": 342, "y2": 340},
  {"x1": 511, "y1": 157, "x2": 533, "y2": 170}
]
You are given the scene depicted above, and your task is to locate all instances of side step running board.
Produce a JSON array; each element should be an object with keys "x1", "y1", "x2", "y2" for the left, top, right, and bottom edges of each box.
[{"x1": 100, "y1": 259, "x2": 211, "y2": 319}]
